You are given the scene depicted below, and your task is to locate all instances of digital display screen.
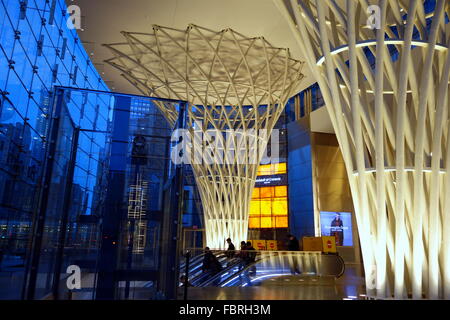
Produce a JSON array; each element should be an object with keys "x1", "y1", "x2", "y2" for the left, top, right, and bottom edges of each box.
[{"x1": 320, "y1": 211, "x2": 353, "y2": 246}]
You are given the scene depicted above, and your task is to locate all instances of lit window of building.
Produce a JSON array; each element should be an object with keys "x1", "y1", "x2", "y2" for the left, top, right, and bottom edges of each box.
[{"x1": 249, "y1": 163, "x2": 288, "y2": 229}]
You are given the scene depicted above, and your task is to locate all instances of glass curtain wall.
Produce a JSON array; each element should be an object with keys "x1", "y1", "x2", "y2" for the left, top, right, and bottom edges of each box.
[
  {"x1": 30, "y1": 87, "x2": 112, "y2": 300},
  {"x1": 0, "y1": 0, "x2": 108, "y2": 299},
  {"x1": 42, "y1": 87, "x2": 185, "y2": 301}
]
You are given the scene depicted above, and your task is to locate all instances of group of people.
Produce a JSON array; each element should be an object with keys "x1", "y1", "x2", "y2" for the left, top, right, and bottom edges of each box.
[
  {"x1": 203, "y1": 235, "x2": 300, "y2": 275},
  {"x1": 181, "y1": 234, "x2": 302, "y2": 287},
  {"x1": 202, "y1": 238, "x2": 256, "y2": 273},
  {"x1": 201, "y1": 247, "x2": 223, "y2": 273},
  {"x1": 225, "y1": 238, "x2": 256, "y2": 266}
]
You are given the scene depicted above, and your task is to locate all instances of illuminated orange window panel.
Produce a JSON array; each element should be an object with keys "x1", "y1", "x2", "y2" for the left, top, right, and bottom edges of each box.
[
  {"x1": 259, "y1": 187, "x2": 273, "y2": 198},
  {"x1": 275, "y1": 216, "x2": 288, "y2": 228},
  {"x1": 260, "y1": 199, "x2": 272, "y2": 215},
  {"x1": 274, "y1": 185, "x2": 287, "y2": 197},
  {"x1": 249, "y1": 217, "x2": 261, "y2": 229},
  {"x1": 256, "y1": 162, "x2": 287, "y2": 176},
  {"x1": 272, "y1": 199, "x2": 288, "y2": 216},
  {"x1": 274, "y1": 162, "x2": 287, "y2": 174},
  {"x1": 251, "y1": 188, "x2": 260, "y2": 199},
  {"x1": 257, "y1": 164, "x2": 272, "y2": 176},
  {"x1": 249, "y1": 200, "x2": 260, "y2": 215},
  {"x1": 261, "y1": 216, "x2": 273, "y2": 228}
]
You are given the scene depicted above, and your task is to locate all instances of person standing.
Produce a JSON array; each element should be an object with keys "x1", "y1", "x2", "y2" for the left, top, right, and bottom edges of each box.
[
  {"x1": 238, "y1": 241, "x2": 247, "y2": 260},
  {"x1": 236, "y1": 241, "x2": 247, "y2": 271},
  {"x1": 287, "y1": 234, "x2": 300, "y2": 251},
  {"x1": 245, "y1": 241, "x2": 257, "y2": 275},
  {"x1": 287, "y1": 234, "x2": 301, "y2": 274},
  {"x1": 225, "y1": 238, "x2": 235, "y2": 259},
  {"x1": 202, "y1": 247, "x2": 222, "y2": 274},
  {"x1": 245, "y1": 241, "x2": 256, "y2": 263},
  {"x1": 330, "y1": 213, "x2": 344, "y2": 246}
]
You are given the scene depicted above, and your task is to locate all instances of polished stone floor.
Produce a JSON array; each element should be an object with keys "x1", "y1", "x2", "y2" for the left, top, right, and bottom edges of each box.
[{"x1": 183, "y1": 264, "x2": 366, "y2": 300}]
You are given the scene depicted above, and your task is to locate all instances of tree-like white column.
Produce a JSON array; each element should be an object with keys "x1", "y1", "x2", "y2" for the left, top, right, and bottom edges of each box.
[
  {"x1": 275, "y1": 0, "x2": 450, "y2": 299},
  {"x1": 104, "y1": 24, "x2": 304, "y2": 249}
]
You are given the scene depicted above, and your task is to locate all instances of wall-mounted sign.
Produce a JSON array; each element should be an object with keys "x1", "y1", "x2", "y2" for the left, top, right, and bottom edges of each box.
[
  {"x1": 252, "y1": 240, "x2": 267, "y2": 250},
  {"x1": 255, "y1": 174, "x2": 287, "y2": 187},
  {"x1": 321, "y1": 236, "x2": 337, "y2": 253},
  {"x1": 266, "y1": 240, "x2": 278, "y2": 251}
]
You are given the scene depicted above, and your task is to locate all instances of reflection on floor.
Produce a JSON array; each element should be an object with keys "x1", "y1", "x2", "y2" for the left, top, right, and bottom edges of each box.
[
  {"x1": 183, "y1": 264, "x2": 366, "y2": 300},
  {"x1": 0, "y1": 256, "x2": 28, "y2": 299}
]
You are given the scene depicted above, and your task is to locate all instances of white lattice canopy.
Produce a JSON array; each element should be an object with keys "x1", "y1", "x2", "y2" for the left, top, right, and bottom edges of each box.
[{"x1": 105, "y1": 24, "x2": 304, "y2": 249}]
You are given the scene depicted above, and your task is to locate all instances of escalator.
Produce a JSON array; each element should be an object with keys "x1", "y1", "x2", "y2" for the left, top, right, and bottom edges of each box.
[
  {"x1": 189, "y1": 253, "x2": 236, "y2": 286},
  {"x1": 195, "y1": 257, "x2": 244, "y2": 287},
  {"x1": 179, "y1": 251, "x2": 228, "y2": 286},
  {"x1": 218, "y1": 261, "x2": 258, "y2": 287},
  {"x1": 218, "y1": 253, "x2": 346, "y2": 287},
  {"x1": 179, "y1": 252, "x2": 205, "y2": 272},
  {"x1": 180, "y1": 251, "x2": 346, "y2": 288}
]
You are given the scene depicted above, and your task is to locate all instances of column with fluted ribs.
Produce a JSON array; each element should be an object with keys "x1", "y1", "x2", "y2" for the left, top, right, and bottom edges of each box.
[{"x1": 275, "y1": 0, "x2": 450, "y2": 299}]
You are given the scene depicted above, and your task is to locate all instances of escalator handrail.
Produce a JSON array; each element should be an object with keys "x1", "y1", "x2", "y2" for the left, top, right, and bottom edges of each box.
[
  {"x1": 217, "y1": 257, "x2": 266, "y2": 287},
  {"x1": 189, "y1": 255, "x2": 232, "y2": 286},
  {"x1": 179, "y1": 250, "x2": 224, "y2": 270},
  {"x1": 186, "y1": 252, "x2": 228, "y2": 285},
  {"x1": 190, "y1": 253, "x2": 227, "y2": 277},
  {"x1": 197, "y1": 257, "x2": 243, "y2": 287},
  {"x1": 180, "y1": 251, "x2": 225, "y2": 275},
  {"x1": 179, "y1": 253, "x2": 205, "y2": 270}
]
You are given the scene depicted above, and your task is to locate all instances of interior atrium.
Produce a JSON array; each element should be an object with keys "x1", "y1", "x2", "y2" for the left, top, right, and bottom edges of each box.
[{"x1": 0, "y1": 0, "x2": 449, "y2": 303}]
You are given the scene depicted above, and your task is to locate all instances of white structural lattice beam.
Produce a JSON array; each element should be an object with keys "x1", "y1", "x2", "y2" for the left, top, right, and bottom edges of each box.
[
  {"x1": 104, "y1": 24, "x2": 305, "y2": 249},
  {"x1": 275, "y1": 0, "x2": 450, "y2": 299}
]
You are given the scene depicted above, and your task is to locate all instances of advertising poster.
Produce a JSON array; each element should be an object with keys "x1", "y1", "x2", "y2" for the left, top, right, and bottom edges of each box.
[{"x1": 320, "y1": 211, "x2": 353, "y2": 246}]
